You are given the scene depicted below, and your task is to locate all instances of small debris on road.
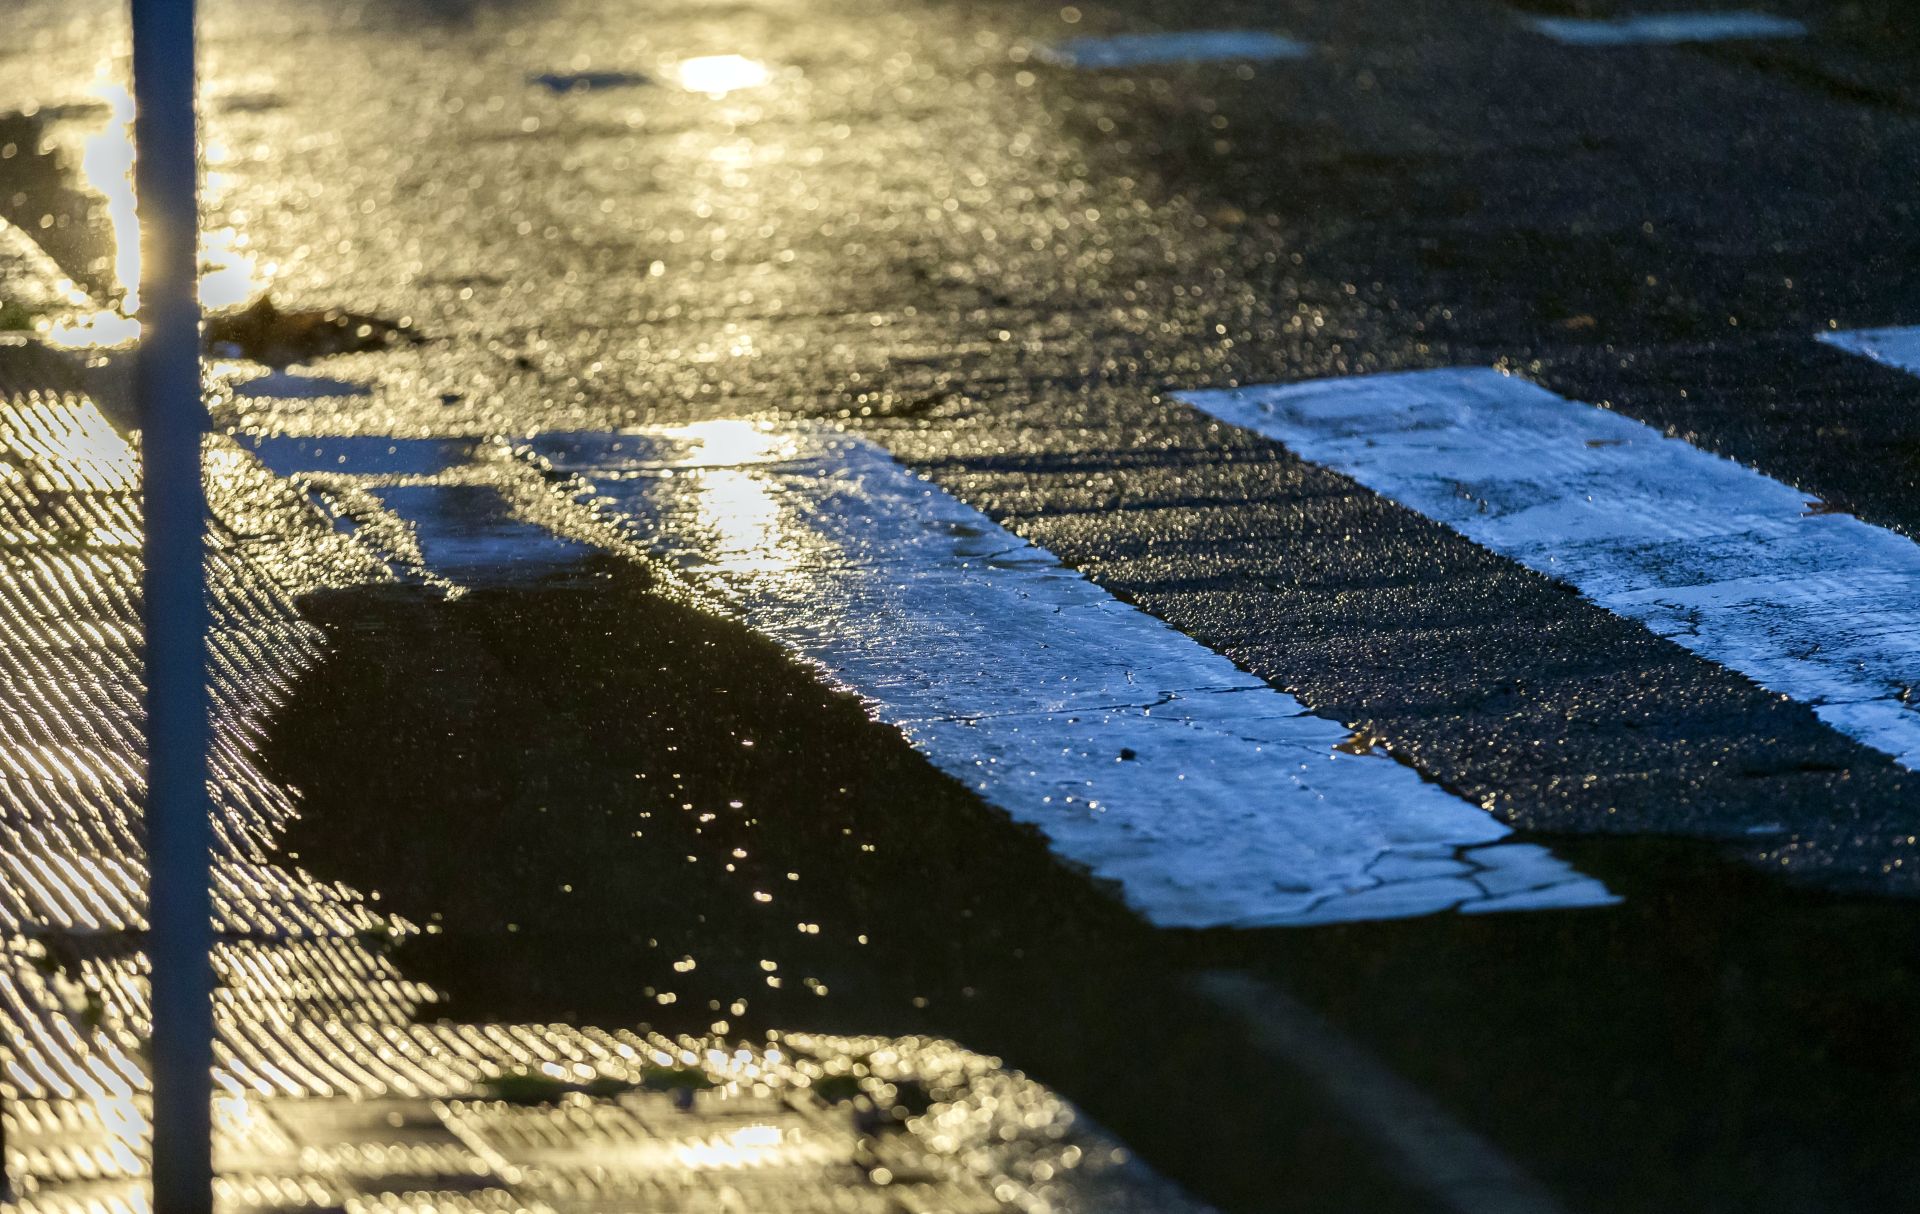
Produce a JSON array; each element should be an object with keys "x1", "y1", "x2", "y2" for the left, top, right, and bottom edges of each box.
[
  {"x1": 529, "y1": 69, "x2": 651, "y2": 93},
  {"x1": 205, "y1": 294, "x2": 422, "y2": 366}
]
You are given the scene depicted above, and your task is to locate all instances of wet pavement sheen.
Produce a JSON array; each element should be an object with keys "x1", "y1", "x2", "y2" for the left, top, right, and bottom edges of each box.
[{"x1": 4, "y1": 0, "x2": 1920, "y2": 1210}]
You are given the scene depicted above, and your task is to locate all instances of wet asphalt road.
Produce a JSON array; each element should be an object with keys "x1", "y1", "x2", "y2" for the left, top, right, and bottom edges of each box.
[{"x1": 7, "y1": 0, "x2": 1920, "y2": 1209}]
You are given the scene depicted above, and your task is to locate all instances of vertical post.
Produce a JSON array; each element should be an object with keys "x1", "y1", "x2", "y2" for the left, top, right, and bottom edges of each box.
[{"x1": 129, "y1": 1, "x2": 213, "y2": 1212}]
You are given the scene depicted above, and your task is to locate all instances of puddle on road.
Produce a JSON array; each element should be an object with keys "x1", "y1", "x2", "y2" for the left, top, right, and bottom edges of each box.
[
  {"x1": 266, "y1": 563, "x2": 1920, "y2": 1214},
  {"x1": 267, "y1": 567, "x2": 1414, "y2": 1213}
]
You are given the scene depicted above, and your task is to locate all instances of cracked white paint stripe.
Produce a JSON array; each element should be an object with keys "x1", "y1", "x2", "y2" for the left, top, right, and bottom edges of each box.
[
  {"x1": 523, "y1": 422, "x2": 1612, "y2": 929},
  {"x1": 1526, "y1": 11, "x2": 1806, "y2": 45},
  {"x1": 1032, "y1": 31, "x2": 1311, "y2": 69},
  {"x1": 1819, "y1": 325, "x2": 1920, "y2": 377},
  {"x1": 1181, "y1": 369, "x2": 1920, "y2": 769}
]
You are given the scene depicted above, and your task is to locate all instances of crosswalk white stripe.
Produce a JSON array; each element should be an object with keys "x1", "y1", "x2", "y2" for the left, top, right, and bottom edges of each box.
[
  {"x1": 517, "y1": 421, "x2": 1612, "y2": 928},
  {"x1": 1526, "y1": 11, "x2": 1806, "y2": 46},
  {"x1": 1182, "y1": 369, "x2": 1920, "y2": 770},
  {"x1": 1032, "y1": 31, "x2": 1311, "y2": 69},
  {"x1": 1818, "y1": 325, "x2": 1920, "y2": 377}
]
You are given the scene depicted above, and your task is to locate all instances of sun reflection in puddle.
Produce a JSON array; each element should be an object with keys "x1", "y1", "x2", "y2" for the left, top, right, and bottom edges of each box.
[
  {"x1": 695, "y1": 467, "x2": 788, "y2": 574},
  {"x1": 45, "y1": 71, "x2": 267, "y2": 349},
  {"x1": 673, "y1": 54, "x2": 771, "y2": 97},
  {"x1": 676, "y1": 418, "x2": 796, "y2": 467},
  {"x1": 672, "y1": 420, "x2": 807, "y2": 576},
  {"x1": 82, "y1": 80, "x2": 139, "y2": 314},
  {"x1": 673, "y1": 1121, "x2": 824, "y2": 1169}
]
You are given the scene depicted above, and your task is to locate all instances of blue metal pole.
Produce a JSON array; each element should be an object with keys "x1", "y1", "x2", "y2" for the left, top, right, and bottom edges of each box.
[{"x1": 129, "y1": 1, "x2": 214, "y2": 1211}]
